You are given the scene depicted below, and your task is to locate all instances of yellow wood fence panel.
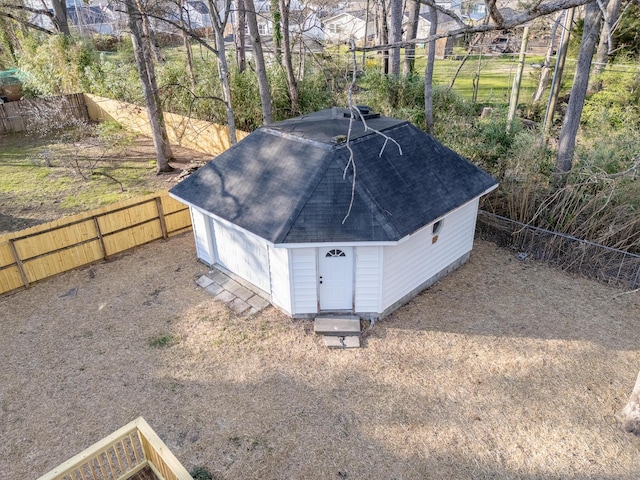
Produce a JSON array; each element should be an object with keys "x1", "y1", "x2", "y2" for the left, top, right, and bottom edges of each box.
[
  {"x1": 23, "y1": 240, "x2": 104, "y2": 282},
  {"x1": 0, "y1": 192, "x2": 193, "y2": 296},
  {"x1": 102, "y1": 219, "x2": 163, "y2": 255},
  {"x1": 12, "y1": 219, "x2": 97, "y2": 261},
  {"x1": 0, "y1": 242, "x2": 15, "y2": 268},
  {"x1": 97, "y1": 201, "x2": 159, "y2": 236},
  {"x1": 83, "y1": 93, "x2": 248, "y2": 156},
  {"x1": 161, "y1": 194, "x2": 189, "y2": 214},
  {"x1": 165, "y1": 210, "x2": 192, "y2": 235},
  {"x1": 0, "y1": 265, "x2": 23, "y2": 292}
]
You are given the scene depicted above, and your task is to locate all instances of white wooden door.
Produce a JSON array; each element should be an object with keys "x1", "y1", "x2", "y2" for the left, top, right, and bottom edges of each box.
[{"x1": 319, "y1": 247, "x2": 353, "y2": 310}]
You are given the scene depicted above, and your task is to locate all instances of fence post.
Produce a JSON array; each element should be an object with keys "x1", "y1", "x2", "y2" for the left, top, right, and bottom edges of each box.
[
  {"x1": 8, "y1": 239, "x2": 29, "y2": 288},
  {"x1": 93, "y1": 216, "x2": 109, "y2": 260},
  {"x1": 154, "y1": 197, "x2": 168, "y2": 239}
]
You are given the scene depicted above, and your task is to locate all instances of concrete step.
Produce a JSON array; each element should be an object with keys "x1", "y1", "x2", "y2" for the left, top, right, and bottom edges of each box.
[
  {"x1": 314, "y1": 316, "x2": 361, "y2": 336},
  {"x1": 323, "y1": 335, "x2": 360, "y2": 349}
]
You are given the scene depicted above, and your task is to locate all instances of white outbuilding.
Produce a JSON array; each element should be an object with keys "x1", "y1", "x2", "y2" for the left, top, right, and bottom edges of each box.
[{"x1": 169, "y1": 108, "x2": 498, "y2": 320}]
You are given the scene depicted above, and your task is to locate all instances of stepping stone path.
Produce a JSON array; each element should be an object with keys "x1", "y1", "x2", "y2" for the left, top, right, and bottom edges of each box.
[{"x1": 196, "y1": 269, "x2": 271, "y2": 316}]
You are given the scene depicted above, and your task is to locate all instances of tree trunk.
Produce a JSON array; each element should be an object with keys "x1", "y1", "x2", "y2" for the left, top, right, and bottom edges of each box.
[
  {"x1": 207, "y1": 0, "x2": 238, "y2": 144},
  {"x1": 234, "y1": 0, "x2": 246, "y2": 72},
  {"x1": 379, "y1": 0, "x2": 389, "y2": 74},
  {"x1": 543, "y1": 7, "x2": 574, "y2": 134},
  {"x1": 532, "y1": 11, "x2": 562, "y2": 103},
  {"x1": 50, "y1": 0, "x2": 70, "y2": 35},
  {"x1": 618, "y1": 371, "x2": 640, "y2": 435},
  {"x1": 556, "y1": 1, "x2": 602, "y2": 176},
  {"x1": 448, "y1": 33, "x2": 484, "y2": 90},
  {"x1": 271, "y1": 0, "x2": 282, "y2": 64},
  {"x1": 279, "y1": 0, "x2": 299, "y2": 115},
  {"x1": 388, "y1": 0, "x2": 403, "y2": 77},
  {"x1": 589, "y1": 0, "x2": 622, "y2": 92},
  {"x1": 403, "y1": 0, "x2": 421, "y2": 77},
  {"x1": 424, "y1": 5, "x2": 438, "y2": 134},
  {"x1": 138, "y1": 2, "x2": 165, "y2": 63},
  {"x1": 125, "y1": 0, "x2": 174, "y2": 173},
  {"x1": 506, "y1": 26, "x2": 530, "y2": 131},
  {"x1": 179, "y1": 0, "x2": 197, "y2": 91},
  {"x1": 244, "y1": 0, "x2": 273, "y2": 124}
]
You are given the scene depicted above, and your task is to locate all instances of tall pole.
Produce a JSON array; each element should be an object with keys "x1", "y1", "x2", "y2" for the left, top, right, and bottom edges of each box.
[{"x1": 507, "y1": 26, "x2": 530, "y2": 132}]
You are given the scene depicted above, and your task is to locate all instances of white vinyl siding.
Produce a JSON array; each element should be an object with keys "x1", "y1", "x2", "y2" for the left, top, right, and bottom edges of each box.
[
  {"x1": 354, "y1": 246, "x2": 382, "y2": 313},
  {"x1": 290, "y1": 248, "x2": 318, "y2": 314},
  {"x1": 212, "y1": 219, "x2": 271, "y2": 293},
  {"x1": 190, "y1": 208, "x2": 214, "y2": 265},
  {"x1": 268, "y1": 246, "x2": 292, "y2": 314},
  {"x1": 381, "y1": 199, "x2": 479, "y2": 310}
]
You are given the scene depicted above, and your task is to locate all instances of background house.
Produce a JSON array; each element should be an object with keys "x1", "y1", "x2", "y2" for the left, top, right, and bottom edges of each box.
[
  {"x1": 322, "y1": 10, "x2": 371, "y2": 43},
  {"x1": 170, "y1": 108, "x2": 497, "y2": 320}
]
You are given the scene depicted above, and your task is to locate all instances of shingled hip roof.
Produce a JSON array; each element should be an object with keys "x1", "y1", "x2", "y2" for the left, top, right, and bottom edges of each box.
[{"x1": 169, "y1": 109, "x2": 498, "y2": 244}]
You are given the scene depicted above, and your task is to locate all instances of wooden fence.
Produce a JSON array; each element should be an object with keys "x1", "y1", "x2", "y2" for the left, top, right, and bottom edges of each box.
[
  {"x1": 0, "y1": 192, "x2": 191, "y2": 295},
  {"x1": 0, "y1": 93, "x2": 89, "y2": 133},
  {"x1": 83, "y1": 93, "x2": 248, "y2": 156}
]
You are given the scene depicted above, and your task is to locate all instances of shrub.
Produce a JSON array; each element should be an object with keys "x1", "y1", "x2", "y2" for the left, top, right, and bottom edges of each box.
[{"x1": 18, "y1": 35, "x2": 98, "y2": 97}]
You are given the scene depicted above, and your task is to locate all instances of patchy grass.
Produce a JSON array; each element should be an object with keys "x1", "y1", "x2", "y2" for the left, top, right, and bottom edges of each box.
[
  {"x1": 1, "y1": 234, "x2": 639, "y2": 479},
  {"x1": 148, "y1": 333, "x2": 182, "y2": 348},
  {"x1": 0, "y1": 131, "x2": 211, "y2": 234}
]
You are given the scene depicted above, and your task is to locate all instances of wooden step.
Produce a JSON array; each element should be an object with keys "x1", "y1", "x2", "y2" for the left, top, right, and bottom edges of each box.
[
  {"x1": 323, "y1": 335, "x2": 361, "y2": 349},
  {"x1": 314, "y1": 316, "x2": 361, "y2": 336}
]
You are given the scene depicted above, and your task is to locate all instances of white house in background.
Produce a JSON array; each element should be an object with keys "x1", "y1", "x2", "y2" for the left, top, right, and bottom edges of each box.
[
  {"x1": 183, "y1": 1, "x2": 212, "y2": 29},
  {"x1": 169, "y1": 108, "x2": 498, "y2": 320},
  {"x1": 322, "y1": 10, "x2": 371, "y2": 43},
  {"x1": 225, "y1": 0, "x2": 324, "y2": 42}
]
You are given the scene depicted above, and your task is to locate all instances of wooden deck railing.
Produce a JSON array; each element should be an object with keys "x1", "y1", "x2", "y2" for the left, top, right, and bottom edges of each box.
[{"x1": 36, "y1": 417, "x2": 193, "y2": 480}]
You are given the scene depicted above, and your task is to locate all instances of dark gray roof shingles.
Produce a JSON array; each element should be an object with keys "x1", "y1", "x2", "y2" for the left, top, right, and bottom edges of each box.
[{"x1": 169, "y1": 109, "x2": 497, "y2": 244}]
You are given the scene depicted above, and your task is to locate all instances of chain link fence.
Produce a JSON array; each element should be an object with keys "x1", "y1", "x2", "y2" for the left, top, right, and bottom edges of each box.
[{"x1": 476, "y1": 210, "x2": 640, "y2": 290}]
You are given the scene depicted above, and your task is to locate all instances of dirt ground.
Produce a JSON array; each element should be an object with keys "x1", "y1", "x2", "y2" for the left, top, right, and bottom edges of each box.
[{"x1": 1, "y1": 234, "x2": 639, "y2": 479}]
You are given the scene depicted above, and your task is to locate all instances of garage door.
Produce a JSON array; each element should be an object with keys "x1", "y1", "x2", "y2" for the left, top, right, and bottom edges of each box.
[{"x1": 213, "y1": 220, "x2": 271, "y2": 293}]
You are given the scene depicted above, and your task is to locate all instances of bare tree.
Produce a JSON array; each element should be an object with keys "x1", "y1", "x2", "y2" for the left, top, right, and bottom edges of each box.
[
  {"x1": 206, "y1": 0, "x2": 238, "y2": 144},
  {"x1": 403, "y1": 0, "x2": 421, "y2": 76},
  {"x1": 0, "y1": 0, "x2": 69, "y2": 34},
  {"x1": 377, "y1": 0, "x2": 390, "y2": 74},
  {"x1": 50, "y1": 0, "x2": 70, "y2": 35},
  {"x1": 424, "y1": 4, "x2": 438, "y2": 134},
  {"x1": 271, "y1": 0, "x2": 282, "y2": 63},
  {"x1": 388, "y1": 0, "x2": 403, "y2": 76},
  {"x1": 532, "y1": 11, "x2": 563, "y2": 102},
  {"x1": 234, "y1": 0, "x2": 246, "y2": 72},
  {"x1": 279, "y1": 0, "x2": 299, "y2": 114},
  {"x1": 589, "y1": 0, "x2": 623, "y2": 91},
  {"x1": 543, "y1": 7, "x2": 574, "y2": 133},
  {"x1": 244, "y1": 0, "x2": 273, "y2": 124},
  {"x1": 178, "y1": 0, "x2": 197, "y2": 91},
  {"x1": 556, "y1": 0, "x2": 603, "y2": 175},
  {"x1": 124, "y1": 0, "x2": 175, "y2": 173}
]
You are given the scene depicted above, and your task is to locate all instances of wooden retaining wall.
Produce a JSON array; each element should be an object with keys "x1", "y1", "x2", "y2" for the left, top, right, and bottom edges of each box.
[
  {"x1": 83, "y1": 93, "x2": 249, "y2": 156},
  {"x1": 0, "y1": 192, "x2": 191, "y2": 295},
  {"x1": 0, "y1": 93, "x2": 89, "y2": 133}
]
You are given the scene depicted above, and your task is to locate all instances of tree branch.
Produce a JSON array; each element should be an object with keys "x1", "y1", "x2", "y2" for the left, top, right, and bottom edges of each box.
[
  {"x1": 356, "y1": 0, "x2": 594, "y2": 51},
  {"x1": 0, "y1": 11, "x2": 56, "y2": 34}
]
